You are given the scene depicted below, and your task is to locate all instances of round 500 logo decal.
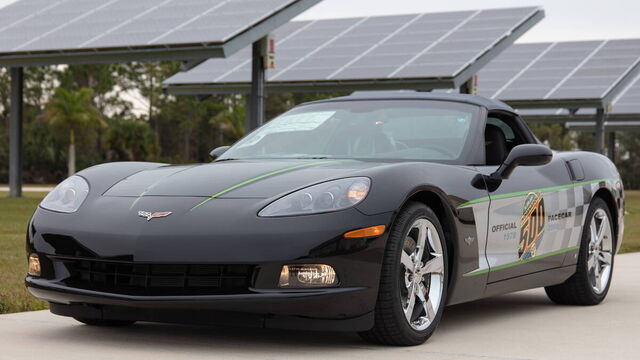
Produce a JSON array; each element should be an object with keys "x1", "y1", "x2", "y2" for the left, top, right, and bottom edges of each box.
[{"x1": 519, "y1": 192, "x2": 545, "y2": 260}]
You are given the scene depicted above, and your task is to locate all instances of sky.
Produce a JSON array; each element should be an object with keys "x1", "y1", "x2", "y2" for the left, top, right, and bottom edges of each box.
[{"x1": 0, "y1": 0, "x2": 639, "y2": 43}]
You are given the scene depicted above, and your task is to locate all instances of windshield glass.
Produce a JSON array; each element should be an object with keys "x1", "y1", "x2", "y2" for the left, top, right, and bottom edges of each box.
[{"x1": 220, "y1": 100, "x2": 481, "y2": 163}]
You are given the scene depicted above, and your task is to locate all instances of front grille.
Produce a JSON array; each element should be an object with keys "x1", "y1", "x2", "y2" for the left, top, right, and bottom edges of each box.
[{"x1": 54, "y1": 257, "x2": 254, "y2": 296}]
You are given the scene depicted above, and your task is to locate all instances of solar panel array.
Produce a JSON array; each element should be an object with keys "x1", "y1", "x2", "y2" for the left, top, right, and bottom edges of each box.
[
  {"x1": 516, "y1": 71, "x2": 640, "y2": 118},
  {"x1": 0, "y1": 0, "x2": 313, "y2": 53},
  {"x1": 164, "y1": 7, "x2": 543, "y2": 91},
  {"x1": 476, "y1": 39, "x2": 640, "y2": 106}
]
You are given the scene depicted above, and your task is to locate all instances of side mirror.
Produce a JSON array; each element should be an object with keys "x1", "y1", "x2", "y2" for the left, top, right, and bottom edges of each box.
[
  {"x1": 209, "y1": 146, "x2": 231, "y2": 160},
  {"x1": 491, "y1": 144, "x2": 553, "y2": 180}
]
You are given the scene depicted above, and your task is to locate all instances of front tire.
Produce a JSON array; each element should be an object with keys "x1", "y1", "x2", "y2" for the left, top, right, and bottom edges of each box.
[
  {"x1": 359, "y1": 202, "x2": 448, "y2": 346},
  {"x1": 545, "y1": 197, "x2": 615, "y2": 305}
]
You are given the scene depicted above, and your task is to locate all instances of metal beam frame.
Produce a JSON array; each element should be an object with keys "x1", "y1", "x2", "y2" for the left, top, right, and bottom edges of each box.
[
  {"x1": 164, "y1": 77, "x2": 458, "y2": 95},
  {"x1": 9, "y1": 67, "x2": 23, "y2": 198},
  {"x1": 595, "y1": 107, "x2": 607, "y2": 155},
  {"x1": 248, "y1": 37, "x2": 267, "y2": 132},
  {"x1": 564, "y1": 121, "x2": 640, "y2": 133},
  {"x1": 506, "y1": 98, "x2": 608, "y2": 109},
  {"x1": 459, "y1": 75, "x2": 477, "y2": 94},
  {"x1": 522, "y1": 113, "x2": 640, "y2": 123}
]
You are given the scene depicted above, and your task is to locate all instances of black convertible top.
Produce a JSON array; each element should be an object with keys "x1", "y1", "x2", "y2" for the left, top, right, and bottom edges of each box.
[{"x1": 311, "y1": 91, "x2": 515, "y2": 113}]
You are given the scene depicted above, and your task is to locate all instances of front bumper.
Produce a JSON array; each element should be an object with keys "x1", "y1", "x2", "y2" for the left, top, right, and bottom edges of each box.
[
  {"x1": 27, "y1": 279, "x2": 374, "y2": 331},
  {"x1": 27, "y1": 198, "x2": 393, "y2": 331}
]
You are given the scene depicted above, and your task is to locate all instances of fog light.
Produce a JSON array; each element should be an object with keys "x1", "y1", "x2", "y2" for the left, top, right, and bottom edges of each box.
[
  {"x1": 28, "y1": 254, "x2": 41, "y2": 277},
  {"x1": 279, "y1": 264, "x2": 338, "y2": 288}
]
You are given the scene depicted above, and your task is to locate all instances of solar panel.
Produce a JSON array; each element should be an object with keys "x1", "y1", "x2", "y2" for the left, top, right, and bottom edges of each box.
[
  {"x1": 608, "y1": 72, "x2": 640, "y2": 115},
  {"x1": 0, "y1": 0, "x2": 321, "y2": 66},
  {"x1": 476, "y1": 39, "x2": 640, "y2": 109},
  {"x1": 164, "y1": 7, "x2": 544, "y2": 94},
  {"x1": 514, "y1": 72, "x2": 640, "y2": 121}
]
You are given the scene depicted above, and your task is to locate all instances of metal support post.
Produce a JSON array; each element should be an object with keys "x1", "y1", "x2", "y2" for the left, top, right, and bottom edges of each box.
[
  {"x1": 248, "y1": 37, "x2": 267, "y2": 132},
  {"x1": 459, "y1": 75, "x2": 478, "y2": 95},
  {"x1": 9, "y1": 67, "x2": 23, "y2": 198},
  {"x1": 608, "y1": 131, "x2": 616, "y2": 161},
  {"x1": 594, "y1": 107, "x2": 606, "y2": 155}
]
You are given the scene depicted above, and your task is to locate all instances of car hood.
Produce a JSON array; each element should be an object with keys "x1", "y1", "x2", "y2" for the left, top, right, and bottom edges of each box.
[{"x1": 103, "y1": 159, "x2": 387, "y2": 199}]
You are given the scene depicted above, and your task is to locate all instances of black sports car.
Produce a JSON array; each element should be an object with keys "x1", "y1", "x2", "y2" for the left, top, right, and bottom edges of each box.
[{"x1": 26, "y1": 92, "x2": 624, "y2": 346}]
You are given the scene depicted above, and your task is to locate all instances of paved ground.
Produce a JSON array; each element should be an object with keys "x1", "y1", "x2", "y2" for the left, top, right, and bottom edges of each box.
[{"x1": 1, "y1": 253, "x2": 638, "y2": 360}]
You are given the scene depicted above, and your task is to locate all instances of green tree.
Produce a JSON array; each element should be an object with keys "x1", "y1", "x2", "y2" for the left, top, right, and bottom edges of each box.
[
  {"x1": 105, "y1": 118, "x2": 158, "y2": 162},
  {"x1": 618, "y1": 133, "x2": 640, "y2": 189},
  {"x1": 529, "y1": 123, "x2": 574, "y2": 150},
  {"x1": 211, "y1": 96, "x2": 245, "y2": 145},
  {"x1": 44, "y1": 88, "x2": 105, "y2": 176}
]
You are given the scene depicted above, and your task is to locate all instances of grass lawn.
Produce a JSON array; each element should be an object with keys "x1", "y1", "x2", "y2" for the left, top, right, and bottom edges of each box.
[
  {"x1": 0, "y1": 192, "x2": 49, "y2": 314},
  {"x1": 621, "y1": 190, "x2": 640, "y2": 253},
  {"x1": 1, "y1": 190, "x2": 639, "y2": 315}
]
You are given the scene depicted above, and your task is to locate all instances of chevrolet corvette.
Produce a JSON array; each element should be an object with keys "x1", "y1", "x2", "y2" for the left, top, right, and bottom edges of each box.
[{"x1": 26, "y1": 92, "x2": 624, "y2": 345}]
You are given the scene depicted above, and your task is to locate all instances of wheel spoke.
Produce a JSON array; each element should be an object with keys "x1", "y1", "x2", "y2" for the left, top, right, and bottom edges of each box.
[
  {"x1": 598, "y1": 251, "x2": 612, "y2": 266},
  {"x1": 587, "y1": 252, "x2": 597, "y2": 271},
  {"x1": 414, "y1": 221, "x2": 427, "y2": 261},
  {"x1": 418, "y1": 284, "x2": 436, "y2": 321},
  {"x1": 421, "y1": 254, "x2": 444, "y2": 275},
  {"x1": 404, "y1": 284, "x2": 417, "y2": 322},
  {"x1": 590, "y1": 220, "x2": 598, "y2": 244},
  {"x1": 596, "y1": 220, "x2": 607, "y2": 246},
  {"x1": 401, "y1": 250, "x2": 414, "y2": 270},
  {"x1": 595, "y1": 270, "x2": 603, "y2": 290},
  {"x1": 427, "y1": 224, "x2": 442, "y2": 254}
]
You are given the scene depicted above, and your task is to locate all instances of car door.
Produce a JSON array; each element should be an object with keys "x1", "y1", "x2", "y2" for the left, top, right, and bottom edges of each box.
[{"x1": 478, "y1": 113, "x2": 575, "y2": 283}]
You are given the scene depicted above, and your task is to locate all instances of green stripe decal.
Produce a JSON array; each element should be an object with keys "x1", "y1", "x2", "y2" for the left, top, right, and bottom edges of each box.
[
  {"x1": 457, "y1": 178, "x2": 612, "y2": 208},
  {"x1": 463, "y1": 246, "x2": 581, "y2": 277},
  {"x1": 190, "y1": 161, "x2": 335, "y2": 211}
]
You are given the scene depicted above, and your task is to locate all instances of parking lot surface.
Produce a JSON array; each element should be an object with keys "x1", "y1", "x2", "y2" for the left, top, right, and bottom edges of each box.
[{"x1": 1, "y1": 253, "x2": 638, "y2": 360}]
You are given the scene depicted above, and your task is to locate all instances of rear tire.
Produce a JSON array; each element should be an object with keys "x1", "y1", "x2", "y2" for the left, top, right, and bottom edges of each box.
[
  {"x1": 74, "y1": 318, "x2": 136, "y2": 327},
  {"x1": 545, "y1": 197, "x2": 615, "y2": 305},
  {"x1": 359, "y1": 202, "x2": 448, "y2": 346}
]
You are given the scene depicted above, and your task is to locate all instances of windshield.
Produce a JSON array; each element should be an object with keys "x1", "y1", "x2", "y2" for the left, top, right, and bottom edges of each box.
[{"x1": 220, "y1": 100, "x2": 481, "y2": 163}]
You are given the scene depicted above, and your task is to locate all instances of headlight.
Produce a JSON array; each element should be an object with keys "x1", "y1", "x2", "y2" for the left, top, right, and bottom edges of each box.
[
  {"x1": 40, "y1": 175, "x2": 89, "y2": 213},
  {"x1": 259, "y1": 177, "x2": 370, "y2": 217}
]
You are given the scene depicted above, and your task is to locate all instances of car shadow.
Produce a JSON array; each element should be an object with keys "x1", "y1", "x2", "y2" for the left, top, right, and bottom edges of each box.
[
  {"x1": 441, "y1": 289, "x2": 556, "y2": 329},
  {"x1": 39, "y1": 289, "x2": 556, "y2": 353}
]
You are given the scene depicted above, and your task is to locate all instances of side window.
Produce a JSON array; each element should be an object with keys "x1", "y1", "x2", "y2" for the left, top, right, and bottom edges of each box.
[{"x1": 484, "y1": 114, "x2": 529, "y2": 165}]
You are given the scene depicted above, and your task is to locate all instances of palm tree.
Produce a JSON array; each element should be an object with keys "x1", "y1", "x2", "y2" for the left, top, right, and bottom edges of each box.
[
  {"x1": 211, "y1": 102, "x2": 246, "y2": 145},
  {"x1": 44, "y1": 88, "x2": 104, "y2": 176}
]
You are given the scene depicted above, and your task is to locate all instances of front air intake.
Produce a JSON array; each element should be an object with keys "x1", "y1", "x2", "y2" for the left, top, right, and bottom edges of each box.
[{"x1": 51, "y1": 256, "x2": 254, "y2": 296}]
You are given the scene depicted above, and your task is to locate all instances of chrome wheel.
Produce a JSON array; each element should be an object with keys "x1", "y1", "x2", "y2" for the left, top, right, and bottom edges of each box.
[
  {"x1": 400, "y1": 218, "x2": 444, "y2": 331},
  {"x1": 587, "y1": 209, "x2": 613, "y2": 294}
]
